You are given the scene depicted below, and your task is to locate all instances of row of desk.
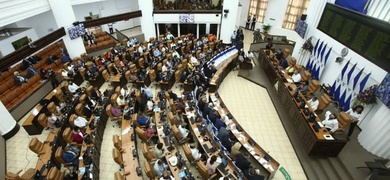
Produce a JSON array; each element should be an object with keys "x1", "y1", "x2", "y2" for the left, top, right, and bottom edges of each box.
[
  {"x1": 259, "y1": 49, "x2": 347, "y2": 157},
  {"x1": 121, "y1": 115, "x2": 142, "y2": 180}
]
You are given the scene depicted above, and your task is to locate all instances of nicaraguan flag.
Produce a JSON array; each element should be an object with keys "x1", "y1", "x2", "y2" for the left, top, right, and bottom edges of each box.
[
  {"x1": 324, "y1": 47, "x2": 332, "y2": 65},
  {"x1": 353, "y1": 68, "x2": 364, "y2": 90},
  {"x1": 359, "y1": 73, "x2": 371, "y2": 92},
  {"x1": 347, "y1": 63, "x2": 357, "y2": 84},
  {"x1": 313, "y1": 39, "x2": 320, "y2": 57}
]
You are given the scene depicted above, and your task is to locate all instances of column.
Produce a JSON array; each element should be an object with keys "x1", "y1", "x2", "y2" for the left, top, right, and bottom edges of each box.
[
  {"x1": 206, "y1": 23, "x2": 210, "y2": 34},
  {"x1": 0, "y1": 102, "x2": 19, "y2": 140},
  {"x1": 48, "y1": 0, "x2": 85, "y2": 59},
  {"x1": 196, "y1": 24, "x2": 199, "y2": 38},
  {"x1": 220, "y1": 0, "x2": 239, "y2": 44},
  {"x1": 156, "y1": 23, "x2": 160, "y2": 37},
  {"x1": 138, "y1": 0, "x2": 157, "y2": 41}
]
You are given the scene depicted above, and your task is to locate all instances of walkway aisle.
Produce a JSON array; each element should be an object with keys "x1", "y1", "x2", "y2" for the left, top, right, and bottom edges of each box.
[{"x1": 218, "y1": 70, "x2": 307, "y2": 180}]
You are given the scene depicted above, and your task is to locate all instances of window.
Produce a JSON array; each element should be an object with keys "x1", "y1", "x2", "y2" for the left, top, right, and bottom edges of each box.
[
  {"x1": 282, "y1": 0, "x2": 310, "y2": 30},
  {"x1": 248, "y1": 0, "x2": 268, "y2": 23}
]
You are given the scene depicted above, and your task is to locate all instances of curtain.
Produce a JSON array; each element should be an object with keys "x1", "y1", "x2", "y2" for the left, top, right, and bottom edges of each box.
[{"x1": 358, "y1": 103, "x2": 390, "y2": 159}]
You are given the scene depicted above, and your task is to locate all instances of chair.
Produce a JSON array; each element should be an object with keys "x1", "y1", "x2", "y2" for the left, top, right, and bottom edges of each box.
[
  {"x1": 336, "y1": 112, "x2": 352, "y2": 132},
  {"x1": 172, "y1": 125, "x2": 188, "y2": 145},
  {"x1": 143, "y1": 161, "x2": 157, "y2": 179},
  {"x1": 5, "y1": 168, "x2": 36, "y2": 180},
  {"x1": 169, "y1": 99, "x2": 176, "y2": 113},
  {"x1": 68, "y1": 114, "x2": 77, "y2": 128},
  {"x1": 37, "y1": 113, "x2": 48, "y2": 128},
  {"x1": 357, "y1": 159, "x2": 390, "y2": 180},
  {"x1": 28, "y1": 137, "x2": 46, "y2": 156},
  {"x1": 308, "y1": 79, "x2": 320, "y2": 95},
  {"x1": 86, "y1": 85, "x2": 93, "y2": 97},
  {"x1": 135, "y1": 127, "x2": 149, "y2": 143},
  {"x1": 112, "y1": 148, "x2": 124, "y2": 170},
  {"x1": 113, "y1": 134, "x2": 123, "y2": 152},
  {"x1": 316, "y1": 93, "x2": 332, "y2": 114},
  {"x1": 46, "y1": 167, "x2": 64, "y2": 180},
  {"x1": 62, "y1": 127, "x2": 81, "y2": 146},
  {"x1": 149, "y1": 70, "x2": 159, "y2": 89},
  {"x1": 55, "y1": 147, "x2": 72, "y2": 166},
  {"x1": 55, "y1": 89, "x2": 65, "y2": 102},
  {"x1": 79, "y1": 94, "x2": 87, "y2": 104},
  {"x1": 197, "y1": 161, "x2": 218, "y2": 179},
  {"x1": 114, "y1": 171, "x2": 125, "y2": 180},
  {"x1": 102, "y1": 69, "x2": 111, "y2": 82},
  {"x1": 142, "y1": 142, "x2": 157, "y2": 162},
  {"x1": 79, "y1": 68, "x2": 87, "y2": 80},
  {"x1": 106, "y1": 104, "x2": 122, "y2": 125},
  {"x1": 107, "y1": 63, "x2": 115, "y2": 75},
  {"x1": 301, "y1": 70, "x2": 311, "y2": 82},
  {"x1": 75, "y1": 103, "x2": 85, "y2": 117},
  {"x1": 183, "y1": 143, "x2": 196, "y2": 165}
]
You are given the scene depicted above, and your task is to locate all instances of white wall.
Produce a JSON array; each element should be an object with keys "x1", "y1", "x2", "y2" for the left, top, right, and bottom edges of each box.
[
  {"x1": 0, "y1": 0, "x2": 51, "y2": 27},
  {"x1": 16, "y1": 10, "x2": 58, "y2": 38},
  {"x1": 0, "y1": 28, "x2": 39, "y2": 56},
  {"x1": 238, "y1": 0, "x2": 250, "y2": 27},
  {"x1": 99, "y1": 0, "x2": 140, "y2": 32},
  {"x1": 153, "y1": 13, "x2": 222, "y2": 24},
  {"x1": 72, "y1": 2, "x2": 101, "y2": 22}
]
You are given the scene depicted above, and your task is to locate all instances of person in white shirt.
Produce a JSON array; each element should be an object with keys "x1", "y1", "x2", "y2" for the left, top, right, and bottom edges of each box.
[
  {"x1": 291, "y1": 70, "x2": 302, "y2": 83},
  {"x1": 116, "y1": 95, "x2": 126, "y2": 107},
  {"x1": 162, "y1": 62, "x2": 169, "y2": 73},
  {"x1": 178, "y1": 123, "x2": 190, "y2": 138},
  {"x1": 68, "y1": 81, "x2": 80, "y2": 94},
  {"x1": 306, "y1": 97, "x2": 319, "y2": 111},
  {"x1": 189, "y1": 144, "x2": 205, "y2": 161},
  {"x1": 120, "y1": 86, "x2": 130, "y2": 97},
  {"x1": 74, "y1": 116, "x2": 88, "y2": 128},
  {"x1": 322, "y1": 113, "x2": 338, "y2": 133},
  {"x1": 190, "y1": 56, "x2": 198, "y2": 66},
  {"x1": 153, "y1": 159, "x2": 168, "y2": 177},
  {"x1": 345, "y1": 105, "x2": 364, "y2": 140},
  {"x1": 147, "y1": 98, "x2": 154, "y2": 110},
  {"x1": 159, "y1": 172, "x2": 175, "y2": 180},
  {"x1": 141, "y1": 85, "x2": 153, "y2": 98}
]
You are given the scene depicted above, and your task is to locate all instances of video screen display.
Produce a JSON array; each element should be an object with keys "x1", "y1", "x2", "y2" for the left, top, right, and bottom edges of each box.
[{"x1": 67, "y1": 23, "x2": 85, "y2": 40}]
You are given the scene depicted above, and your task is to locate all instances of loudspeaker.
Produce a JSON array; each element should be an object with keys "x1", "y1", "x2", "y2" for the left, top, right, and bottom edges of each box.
[{"x1": 301, "y1": 14, "x2": 307, "y2": 21}]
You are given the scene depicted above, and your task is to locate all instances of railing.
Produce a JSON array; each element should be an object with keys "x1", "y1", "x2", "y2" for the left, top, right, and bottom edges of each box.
[{"x1": 153, "y1": 1, "x2": 222, "y2": 12}]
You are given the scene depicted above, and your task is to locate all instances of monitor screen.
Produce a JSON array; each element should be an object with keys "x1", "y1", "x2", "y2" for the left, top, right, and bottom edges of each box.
[
  {"x1": 67, "y1": 23, "x2": 85, "y2": 40},
  {"x1": 12, "y1": 36, "x2": 30, "y2": 50}
]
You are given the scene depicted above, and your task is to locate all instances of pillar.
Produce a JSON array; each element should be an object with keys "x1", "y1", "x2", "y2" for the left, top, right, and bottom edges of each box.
[
  {"x1": 220, "y1": 0, "x2": 239, "y2": 44},
  {"x1": 48, "y1": 0, "x2": 85, "y2": 58},
  {"x1": 0, "y1": 102, "x2": 19, "y2": 140},
  {"x1": 138, "y1": 0, "x2": 157, "y2": 40}
]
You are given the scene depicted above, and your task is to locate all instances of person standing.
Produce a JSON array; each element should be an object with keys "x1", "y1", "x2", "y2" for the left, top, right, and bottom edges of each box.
[
  {"x1": 108, "y1": 23, "x2": 114, "y2": 34},
  {"x1": 231, "y1": 30, "x2": 237, "y2": 46},
  {"x1": 251, "y1": 15, "x2": 257, "y2": 31},
  {"x1": 346, "y1": 105, "x2": 364, "y2": 141},
  {"x1": 245, "y1": 16, "x2": 251, "y2": 29}
]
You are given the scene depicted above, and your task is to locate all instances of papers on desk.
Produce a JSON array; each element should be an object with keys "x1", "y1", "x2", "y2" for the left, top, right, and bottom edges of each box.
[
  {"x1": 231, "y1": 129, "x2": 239, "y2": 134},
  {"x1": 286, "y1": 79, "x2": 293, "y2": 83},
  {"x1": 122, "y1": 127, "x2": 131, "y2": 135},
  {"x1": 317, "y1": 122, "x2": 324, "y2": 128},
  {"x1": 32, "y1": 108, "x2": 39, "y2": 116},
  {"x1": 216, "y1": 157, "x2": 222, "y2": 163},
  {"x1": 323, "y1": 134, "x2": 335, "y2": 140},
  {"x1": 153, "y1": 107, "x2": 160, "y2": 112}
]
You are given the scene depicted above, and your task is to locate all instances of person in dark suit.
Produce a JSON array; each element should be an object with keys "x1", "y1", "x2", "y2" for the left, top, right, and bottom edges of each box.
[
  {"x1": 13, "y1": 71, "x2": 27, "y2": 86},
  {"x1": 207, "y1": 109, "x2": 219, "y2": 124},
  {"x1": 83, "y1": 103, "x2": 93, "y2": 118},
  {"x1": 91, "y1": 87, "x2": 102, "y2": 100},
  {"x1": 236, "y1": 38, "x2": 244, "y2": 51},
  {"x1": 203, "y1": 103, "x2": 213, "y2": 119},
  {"x1": 235, "y1": 153, "x2": 251, "y2": 172},
  {"x1": 217, "y1": 127, "x2": 233, "y2": 152},
  {"x1": 243, "y1": 168, "x2": 265, "y2": 180},
  {"x1": 62, "y1": 146, "x2": 79, "y2": 167}
]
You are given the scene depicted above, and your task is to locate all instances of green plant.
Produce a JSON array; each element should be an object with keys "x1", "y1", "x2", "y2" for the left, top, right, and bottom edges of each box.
[{"x1": 262, "y1": 24, "x2": 272, "y2": 33}]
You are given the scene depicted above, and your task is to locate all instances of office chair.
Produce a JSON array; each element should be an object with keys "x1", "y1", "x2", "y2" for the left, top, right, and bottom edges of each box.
[
  {"x1": 114, "y1": 86, "x2": 121, "y2": 96},
  {"x1": 142, "y1": 142, "x2": 157, "y2": 163},
  {"x1": 114, "y1": 171, "x2": 125, "y2": 180},
  {"x1": 86, "y1": 85, "x2": 93, "y2": 97},
  {"x1": 37, "y1": 113, "x2": 48, "y2": 129},
  {"x1": 357, "y1": 159, "x2": 390, "y2": 180},
  {"x1": 105, "y1": 104, "x2": 122, "y2": 127},
  {"x1": 172, "y1": 125, "x2": 189, "y2": 145},
  {"x1": 75, "y1": 103, "x2": 85, "y2": 117},
  {"x1": 62, "y1": 127, "x2": 82, "y2": 146},
  {"x1": 183, "y1": 143, "x2": 196, "y2": 165},
  {"x1": 149, "y1": 70, "x2": 159, "y2": 89},
  {"x1": 54, "y1": 147, "x2": 73, "y2": 167},
  {"x1": 46, "y1": 167, "x2": 64, "y2": 180},
  {"x1": 135, "y1": 127, "x2": 150, "y2": 143},
  {"x1": 143, "y1": 161, "x2": 157, "y2": 179},
  {"x1": 335, "y1": 112, "x2": 352, "y2": 133},
  {"x1": 308, "y1": 79, "x2": 320, "y2": 95},
  {"x1": 28, "y1": 137, "x2": 47, "y2": 156},
  {"x1": 169, "y1": 99, "x2": 176, "y2": 113},
  {"x1": 68, "y1": 114, "x2": 77, "y2": 128},
  {"x1": 196, "y1": 160, "x2": 218, "y2": 179},
  {"x1": 5, "y1": 168, "x2": 36, "y2": 180},
  {"x1": 301, "y1": 70, "x2": 311, "y2": 82},
  {"x1": 55, "y1": 89, "x2": 65, "y2": 102},
  {"x1": 110, "y1": 93, "x2": 118, "y2": 106},
  {"x1": 112, "y1": 134, "x2": 124, "y2": 153},
  {"x1": 112, "y1": 148, "x2": 124, "y2": 170},
  {"x1": 47, "y1": 102, "x2": 59, "y2": 115},
  {"x1": 79, "y1": 94, "x2": 87, "y2": 104},
  {"x1": 316, "y1": 93, "x2": 332, "y2": 114}
]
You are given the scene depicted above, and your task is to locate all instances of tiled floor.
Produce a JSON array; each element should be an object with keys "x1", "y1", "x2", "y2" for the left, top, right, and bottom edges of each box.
[{"x1": 6, "y1": 28, "x2": 306, "y2": 179}]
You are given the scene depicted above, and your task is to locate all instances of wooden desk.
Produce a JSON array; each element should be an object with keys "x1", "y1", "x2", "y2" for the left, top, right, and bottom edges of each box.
[
  {"x1": 210, "y1": 93, "x2": 280, "y2": 179},
  {"x1": 209, "y1": 53, "x2": 238, "y2": 93},
  {"x1": 185, "y1": 106, "x2": 239, "y2": 179},
  {"x1": 121, "y1": 117, "x2": 142, "y2": 179},
  {"x1": 35, "y1": 131, "x2": 58, "y2": 176},
  {"x1": 154, "y1": 111, "x2": 182, "y2": 179},
  {"x1": 22, "y1": 87, "x2": 60, "y2": 135}
]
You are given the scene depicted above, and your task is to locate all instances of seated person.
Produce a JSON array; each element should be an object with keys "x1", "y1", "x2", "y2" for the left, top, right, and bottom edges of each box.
[
  {"x1": 189, "y1": 143, "x2": 206, "y2": 161},
  {"x1": 72, "y1": 127, "x2": 85, "y2": 144},
  {"x1": 230, "y1": 142, "x2": 242, "y2": 160},
  {"x1": 74, "y1": 115, "x2": 89, "y2": 128},
  {"x1": 218, "y1": 127, "x2": 233, "y2": 152},
  {"x1": 235, "y1": 153, "x2": 251, "y2": 172},
  {"x1": 214, "y1": 118, "x2": 227, "y2": 130},
  {"x1": 111, "y1": 104, "x2": 123, "y2": 117},
  {"x1": 178, "y1": 123, "x2": 193, "y2": 141},
  {"x1": 322, "y1": 113, "x2": 339, "y2": 133},
  {"x1": 206, "y1": 155, "x2": 219, "y2": 175},
  {"x1": 68, "y1": 81, "x2": 80, "y2": 94},
  {"x1": 153, "y1": 143, "x2": 167, "y2": 159},
  {"x1": 146, "y1": 97, "x2": 154, "y2": 111},
  {"x1": 137, "y1": 113, "x2": 151, "y2": 127},
  {"x1": 13, "y1": 71, "x2": 27, "y2": 86},
  {"x1": 120, "y1": 86, "x2": 130, "y2": 97},
  {"x1": 159, "y1": 172, "x2": 175, "y2": 180},
  {"x1": 290, "y1": 70, "x2": 301, "y2": 83},
  {"x1": 91, "y1": 87, "x2": 102, "y2": 100},
  {"x1": 45, "y1": 111, "x2": 58, "y2": 130},
  {"x1": 116, "y1": 95, "x2": 126, "y2": 107},
  {"x1": 167, "y1": 90, "x2": 178, "y2": 101},
  {"x1": 208, "y1": 109, "x2": 220, "y2": 124},
  {"x1": 243, "y1": 168, "x2": 265, "y2": 180},
  {"x1": 306, "y1": 96, "x2": 319, "y2": 111},
  {"x1": 203, "y1": 103, "x2": 213, "y2": 119},
  {"x1": 297, "y1": 81, "x2": 308, "y2": 94},
  {"x1": 285, "y1": 57, "x2": 297, "y2": 75},
  {"x1": 62, "y1": 146, "x2": 79, "y2": 167},
  {"x1": 83, "y1": 103, "x2": 93, "y2": 118},
  {"x1": 141, "y1": 85, "x2": 153, "y2": 98},
  {"x1": 26, "y1": 65, "x2": 38, "y2": 78},
  {"x1": 153, "y1": 158, "x2": 169, "y2": 177},
  {"x1": 63, "y1": 168, "x2": 77, "y2": 180}
]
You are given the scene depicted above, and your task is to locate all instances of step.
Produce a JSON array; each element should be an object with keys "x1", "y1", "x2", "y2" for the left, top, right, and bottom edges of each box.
[{"x1": 328, "y1": 157, "x2": 354, "y2": 180}]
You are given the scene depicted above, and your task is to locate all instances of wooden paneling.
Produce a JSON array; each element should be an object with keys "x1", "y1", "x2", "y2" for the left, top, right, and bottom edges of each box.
[{"x1": 82, "y1": 11, "x2": 142, "y2": 28}]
